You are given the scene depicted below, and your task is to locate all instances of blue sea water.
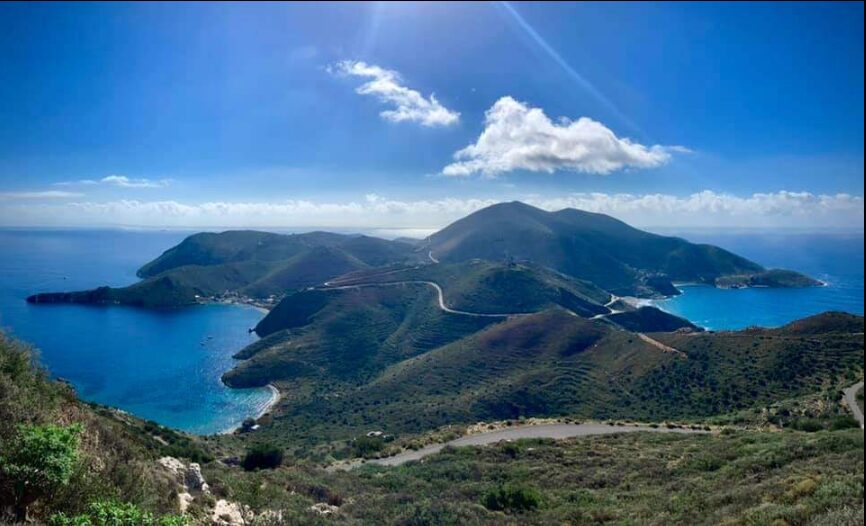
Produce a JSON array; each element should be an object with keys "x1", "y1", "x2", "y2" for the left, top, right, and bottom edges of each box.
[
  {"x1": 0, "y1": 229, "x2": 272, "y2": 435},
  {"x1": 652, "y1": 230, "x2": 864, "y2": 330}
]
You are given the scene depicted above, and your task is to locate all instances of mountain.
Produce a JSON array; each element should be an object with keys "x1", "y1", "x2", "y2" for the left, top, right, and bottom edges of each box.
[
  {"x1": 27, "y1": 202, "x2": 819, "y2": 308},
  {"x1": 426, "y1": 202, "x2": 818, "y2": 296},
  {"x1": 28, "y1": 231, "x2": 421, "y2": 307}
]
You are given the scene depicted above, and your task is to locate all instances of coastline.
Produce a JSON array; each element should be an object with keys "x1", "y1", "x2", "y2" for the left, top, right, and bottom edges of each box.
[{"x1": 218, "y1": 383, "x2": 281, "y2": 435}]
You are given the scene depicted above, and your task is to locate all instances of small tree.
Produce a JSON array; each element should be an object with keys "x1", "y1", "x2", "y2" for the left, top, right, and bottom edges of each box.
[
  {"x1": 241, "y1": 442, "x2": 283, "y2": 471},
  {"x1": 0, "y1": 423, "x2": 82, "y2": 521},
  {"x1": 482, "y1": 483, "x2": 541, "y2": 513}
]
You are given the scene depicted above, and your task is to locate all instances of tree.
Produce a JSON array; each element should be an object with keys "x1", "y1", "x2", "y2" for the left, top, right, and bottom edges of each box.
[
  {"x1": 0, "y1": 423, "x2": 82, "y2": 521},
  {"x1": 241, "y1": 442, "x2": 284, "y2": 471}
]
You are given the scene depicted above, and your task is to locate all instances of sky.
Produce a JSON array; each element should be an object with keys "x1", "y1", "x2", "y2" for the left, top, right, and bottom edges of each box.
[{"x1": 0, "y1": 1, "x2": 863, "y2": 233}]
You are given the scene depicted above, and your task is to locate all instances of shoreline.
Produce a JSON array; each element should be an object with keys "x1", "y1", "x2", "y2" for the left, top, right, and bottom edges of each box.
[{"x1": 218, "y1": 383, "x2": 281, "y2": 435}]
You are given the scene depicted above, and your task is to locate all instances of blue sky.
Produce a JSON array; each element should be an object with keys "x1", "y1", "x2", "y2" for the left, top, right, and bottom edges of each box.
[{"x1": 0, "y1": 1, "x2": 863, "y2": 231}]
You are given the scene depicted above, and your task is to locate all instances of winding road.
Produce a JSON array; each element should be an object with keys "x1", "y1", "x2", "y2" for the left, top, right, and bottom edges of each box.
[
  {"x1": 325, "y1": 280, "x2": 519, "y2": 318},
  {"x1": 842, "y1": 381, "x2": 864, "y2": 429},
  {"x1": 334, "y1": 423, "x2": 707, "y2": 470}
]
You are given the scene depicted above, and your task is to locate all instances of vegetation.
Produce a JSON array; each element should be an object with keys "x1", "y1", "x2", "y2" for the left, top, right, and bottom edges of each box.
[
  {"x1": 196, "y1": 429, "x2": 865, "y2": 525},
  {"x1": 716, "y1": 268, "x2": 823, "y2": 288},
  {"x1": 425, "y1": 201, "x2": 813, "y2": 295},
  {"x1": 225, "y1": 305, "x2": 862, "y2": 450},
  {"x1": 0, "y1": 424, "x2": 82, "y2": 521},
  {"x1": 482, "y1": 483, "x2": 542, "y2": 513},
  {"x1": 332, "y1": 259, "x2": 611, "y2": 316},
  {"x1": 27, "y1": 231, "x2": 420, "y2": 307},
  {"x1": 241, "y1": 443, "x2": 285, "y2": 471},
  {"x1": 48, "y1": 500, "x2": 187, "y2": 526},
  {"x1": 607, "y1": 305, "x2": 699, "y2": 332}
]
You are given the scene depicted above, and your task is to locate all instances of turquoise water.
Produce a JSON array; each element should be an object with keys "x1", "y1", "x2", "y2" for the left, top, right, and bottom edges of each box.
[
  {"x1": 0, "y1": 229, "x2": 272, "y2": 435},
  {"x1": 653, "y1": 230, "x2": 864, "y2": 330}
]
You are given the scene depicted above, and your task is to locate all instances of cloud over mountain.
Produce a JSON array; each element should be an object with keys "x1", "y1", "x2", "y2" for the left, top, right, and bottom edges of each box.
[{"x1": 443, "y1": 96, "x2": 685, "y2": 177}]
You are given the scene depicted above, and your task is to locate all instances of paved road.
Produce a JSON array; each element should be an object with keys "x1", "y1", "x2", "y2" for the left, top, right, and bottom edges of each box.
[
  {"x1": 338, "y1": 423, "x2": 705, "y2": 469},
  {"x1": 326, "y1": 280, "x2": 524, "y2": 318},
  {"x1": 842, "y1": 381, "x2": 864, "y2": 429}
]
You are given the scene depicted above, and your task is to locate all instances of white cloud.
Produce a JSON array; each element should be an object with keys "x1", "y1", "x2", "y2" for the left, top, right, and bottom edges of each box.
[
  {"x1": 56, "y1": 175, "x2": 171, "y2": 189},
  {"x1": 332, "y1": 61, "x2": 460, "y2": 127},
  {"x1": 0, "y1": 191, "x2": 861, "y2": 230},
  {"x1": 0, "y1": 190, "x2": 84, "y2": 200},
  {"x1": 443, "y1": 96, "x2": 685, "y2": 177}
]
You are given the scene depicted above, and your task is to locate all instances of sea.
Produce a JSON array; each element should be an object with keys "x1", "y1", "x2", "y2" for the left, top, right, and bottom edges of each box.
[
  {"x1": 0, "y1": 229, "x2": 271, "y2": 435},
  {"x1": 0, "y1": 228, "x2": 862, "y2": 434},
  {"x1": 651, "y1": 229, "x2": 864, "y2": 330}
]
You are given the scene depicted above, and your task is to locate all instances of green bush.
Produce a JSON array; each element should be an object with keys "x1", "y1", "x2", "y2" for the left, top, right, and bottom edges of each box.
[
  {"x1": 792, "y1": 419, "x2": 824, "y2": 432},
  {"x1": 48, "y1": 500, "x2": 187, "y2": 526},
  {"x1": 0, "y1": 423, "x2": 82, "y2": 522},
  {"x1": 829, "y1": 415, "x2": 861, "y2": 431},
  {"x1": 352, "y1": 435, "x2": 385, "y2": 458},
  {"x1": 482, "y1": 483, "x2": 542, "y2": 513},
  {"x1": 241, "y1": 442, "x2": 284, "y2": 471}
]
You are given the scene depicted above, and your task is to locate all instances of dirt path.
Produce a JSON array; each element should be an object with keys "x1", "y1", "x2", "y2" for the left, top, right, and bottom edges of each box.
[
  {"x1": 637, "y1": 333, "x2": 685, "y2": 357},
  {"x1": 334, "y1": 423, "x2": 706, "y2": 470},
  {"x1": 842, "y1": 381, "x2": 864, "y2": 429}
]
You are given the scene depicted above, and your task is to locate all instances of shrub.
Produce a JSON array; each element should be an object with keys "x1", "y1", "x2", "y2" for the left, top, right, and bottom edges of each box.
[
  {"x1": 829, "y1": 415, "x2": 860, "y2": 431},
  {"x1": 352, "y1": 435, "x2": 385, "y2": 458},
  {"x1": 482, "y1": 483, "x2": 541, "y2": 513},
  {"x1": 0, "y1": 423, "x2": 82, "y2": 522},
  {"x1": 241, "y1": 443, "x2": 284, "y2": 471},
  {"x1": 792, "y1": 419, "x2": 824, "y2": 432},
  {"x1": 48, "y1": 500, "x2": 187, "y2": 526}
]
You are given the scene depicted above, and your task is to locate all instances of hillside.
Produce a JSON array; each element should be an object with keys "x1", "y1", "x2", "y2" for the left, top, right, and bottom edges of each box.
[
  {"x1": 226, "y1": 274, "x2": 863, "y2": 446},
  {"x1": 27, "y1": 231, "x2": 420, "y2": 308},
  {"x1": 426, "y1": 202, "x2": 816, "y2": 296},
  {"x1": 327, "y1": 259, "x2": 612, "y2": 317},
  {"x1": 223, "y1": 283, "x2": 502, "y2": 387}
]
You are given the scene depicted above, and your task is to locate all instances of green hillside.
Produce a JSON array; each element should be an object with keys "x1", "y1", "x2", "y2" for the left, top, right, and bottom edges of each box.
[
  {"x1": 227, "y1": 279, "x2": 863, "y2": 446},
  {"x1": 426, "y1": 202, "x2": 816, "y2": 296},
  {"x1": 224, "y1": 283, "x2": 501, "y2": 388},
  {"x1": 607, "y1": 306, "x2": 699, "y2": 332},
  {"x1": 330, "y1": 259, "x2": 612, "y2": 316},
  {"x1": 27, "y1": 231, "x2": 420, "y2": 308}
]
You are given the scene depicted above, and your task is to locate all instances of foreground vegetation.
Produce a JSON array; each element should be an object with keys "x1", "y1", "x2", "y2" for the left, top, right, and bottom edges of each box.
[
  {"x1": 200, "y1": 430, "x2": 864, "y2": 525},
  {"x1": 1, "y1": 324, "x2": 864, "y2": 525}
]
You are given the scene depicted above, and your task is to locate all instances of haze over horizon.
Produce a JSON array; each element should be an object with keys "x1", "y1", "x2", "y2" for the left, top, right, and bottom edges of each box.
[{"x1": 1, "y1": 2, "x2": 863, "y2": 230}]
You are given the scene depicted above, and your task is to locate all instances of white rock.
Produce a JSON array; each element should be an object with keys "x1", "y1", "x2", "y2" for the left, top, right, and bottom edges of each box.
[
  {"x1": 212, "y1": 499, "x2": 250, "y2": 525},
  {"x1": 310, "y1": 502, "x2": 339, "y2": 515},
  {"x1": 185, "y1": 462, "x2": 210, "y2": 494},
  {"x1": 158, "y1": 456, "x2": 186, "y2": 477}
]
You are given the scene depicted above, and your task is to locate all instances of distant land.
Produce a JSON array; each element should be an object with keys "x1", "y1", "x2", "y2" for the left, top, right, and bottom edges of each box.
[{"x1": 28, "y1": 202, "x2": 820, "y2": 310}]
